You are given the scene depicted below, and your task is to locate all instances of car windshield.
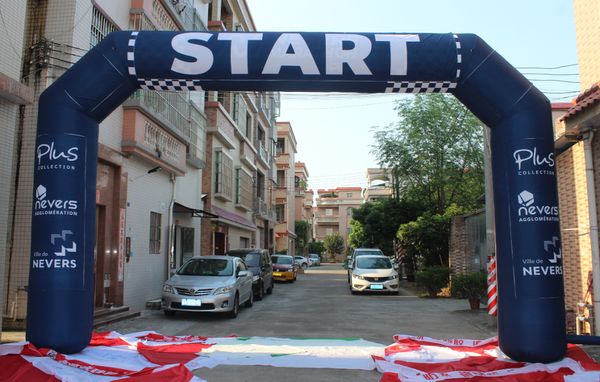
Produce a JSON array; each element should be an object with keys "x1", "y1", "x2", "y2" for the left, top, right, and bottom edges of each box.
[
  {"x1": 356, "y1": 257, "x2": 392, "y2": 269},
  {"x1": 272, "y1": 256, "x2": 293, "y2": 265},
  {"x1": 178, "y1": 258, "x2": 233, "y2": 276},
  {"x1": 243, "y1": 253, "x2": 260, "y2": 267},
  {"x1": 355, "y1": 249, "x2": 383, "y2": 257},
  {"x1": 310, "y1": 255, "x2": 318, "y2": 258}
]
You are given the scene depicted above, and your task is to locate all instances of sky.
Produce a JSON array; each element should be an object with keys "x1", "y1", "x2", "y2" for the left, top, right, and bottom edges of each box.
[{"x1": 245, "y1": 0, "x2": 580, "y2": 191}]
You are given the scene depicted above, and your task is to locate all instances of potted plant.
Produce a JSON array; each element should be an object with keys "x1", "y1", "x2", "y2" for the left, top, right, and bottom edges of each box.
[
  {"x1": 451, "y1": 272, "x2": 487, "y2": 309},
  {"x1": 415, "y1": 266, "x2": 451, "y2": 298}
]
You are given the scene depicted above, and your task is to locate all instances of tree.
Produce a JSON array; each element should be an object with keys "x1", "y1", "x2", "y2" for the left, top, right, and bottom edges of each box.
[
  {"x1": 397, "y1": 204, "x2": 465, "y2": 273},
  {"x1": 348, "y1": 198, "x2": 425, "y2": 256},
  {"x1": 371, "y1": 94, "x2": 484, "y2": 214},
  {"x1": 323, "y1": 234, "x2": 345, "y2": 260},
  {"x1": 308, "y1": 240, "x2": 325, "y2": 255},
  {"x1": 294, "y1": 221, "x2": 310, "y2": 255}
]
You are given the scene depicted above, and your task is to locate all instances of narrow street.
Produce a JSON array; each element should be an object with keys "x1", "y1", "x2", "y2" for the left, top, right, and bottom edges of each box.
[{"x1": 100, "y1": 264, "x2": 496, "y2": 381}]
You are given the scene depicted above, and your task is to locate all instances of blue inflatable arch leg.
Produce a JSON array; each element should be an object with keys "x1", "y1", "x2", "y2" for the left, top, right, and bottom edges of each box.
[{"x1": 29, "y1": 31, "x2": 566, "y2": 362}]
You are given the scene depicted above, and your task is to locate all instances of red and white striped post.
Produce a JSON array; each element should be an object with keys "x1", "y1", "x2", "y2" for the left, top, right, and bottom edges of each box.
[{"x1": 487, "y1": 256, "x2": 498, "y2": 316}]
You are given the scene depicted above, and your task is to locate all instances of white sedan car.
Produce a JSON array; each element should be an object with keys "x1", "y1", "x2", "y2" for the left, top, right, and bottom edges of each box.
[
  {"x1": 162, "y1": 256, "x2": 254, "y2": 318},
  {"x1": 349, "y1": 255, "x2": 400, "y2": 294}
]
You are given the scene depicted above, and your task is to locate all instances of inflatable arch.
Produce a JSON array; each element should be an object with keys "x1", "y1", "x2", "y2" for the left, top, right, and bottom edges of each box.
[{"x1": 29, "y1": 31, "x2": 565, "y2": 362}]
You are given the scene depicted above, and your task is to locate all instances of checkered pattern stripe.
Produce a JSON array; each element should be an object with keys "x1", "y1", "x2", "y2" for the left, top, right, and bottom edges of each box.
[
  {"x1": 127, "y1": 32, "x2": 139, "y2": 76},
  {"x1": 138, "y1": 79, "x2": 204, "y2": 91},
  {"x1": 384, "y1": 81, "x2": 457, "y2": 93},
  {"x1": 453, "y1": 34, "x2": 462, "y2": 79}
]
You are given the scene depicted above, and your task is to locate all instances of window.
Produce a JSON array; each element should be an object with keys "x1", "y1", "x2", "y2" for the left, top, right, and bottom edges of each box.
[
  {"x1": 326, "y1": 228, "x2": 333, "y2": 236},
  {"x1": 240, "y1": 237, "x2": 250, "y2": 248},
  {"x1": 236, "y1": 168, "x2": 253, "y2": 208},
  {"x1": 294, "y1": 176, "x2": 300, "y2": 188},
  {"x1": 246, "y1": 112, "x2": 253, "y2": 140},
  {"x1": 90, "y1": 7, "x2": 116, "y2": 47},
  {"x1": 277, "y1": 170, "x2": 285, "y2": 187},
  {"x1": 325, "y1": 208, "x2": 333, "y2": 216},
  {"x1": 347, "y1": 193, "x2": 353, "y2": 198},
  {"x1": 276, "y1": 138, "x2": 285, "y2": 155},
  {"x1": 256, "y1": 172, "x2": 265, "y2": 199},
  {"x1": 276, "y1": 204, "x2": 285, "y2": 223},
  {"x1": 149, "y1": 212, "x2": 162, "y2": 254},
  {"x1": 215, "y1": 150, "x2": 233, "y2": 199}
]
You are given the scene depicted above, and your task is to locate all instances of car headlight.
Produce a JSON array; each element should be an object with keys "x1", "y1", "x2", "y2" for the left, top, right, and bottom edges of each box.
[
  {"x1": 352, "y1": 274, "x2": 365, "y2": 280},
  {"x1": 287, "y1": 266, "x2": 294, "y2": 272},
  {"x1": 391, "y1": 274, "x2": 399, "y2": 279},
  {"x1": 163, "y1": 284, "x2": 174, "y2": 293},
  {"x1": 213, "y1": 285, "x2": 234, "y2": 295}
]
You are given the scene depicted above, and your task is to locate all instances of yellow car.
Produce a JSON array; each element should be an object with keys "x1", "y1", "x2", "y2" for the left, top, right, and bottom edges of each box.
[{"x1": 271, "y1": 255, "x2": 298, "y2": 282}]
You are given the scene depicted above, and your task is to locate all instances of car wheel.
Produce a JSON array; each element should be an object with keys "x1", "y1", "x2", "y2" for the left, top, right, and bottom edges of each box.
[
  {"x1": 256, "y1": 282, "x2": 264, "y2": 301},
  {"x1": 245, "y1": 291, "x2": 254, "y2": 307},
  {"x1": 163, "y1": 309, "x2": 175, "y2": 316},
  {"x1": 266, "y1": 281, "x2": 273, "y2": 294},
  {"x1": 226, "y1": 294, "x2": 239, "y2": 318}
]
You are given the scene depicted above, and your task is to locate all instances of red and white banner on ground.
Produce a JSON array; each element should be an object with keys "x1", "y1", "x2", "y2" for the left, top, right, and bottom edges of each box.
[
  {"x1": 374, "y1": 335, "x2": 600, "y2": 381},
  {"x1": 1, "y1": 331, "x2": 599, "y2": 381}
]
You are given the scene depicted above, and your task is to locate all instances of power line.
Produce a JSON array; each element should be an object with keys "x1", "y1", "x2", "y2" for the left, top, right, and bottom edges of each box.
[{"x1": 516, "y1": 64, "x2": 578, "y2": 70}]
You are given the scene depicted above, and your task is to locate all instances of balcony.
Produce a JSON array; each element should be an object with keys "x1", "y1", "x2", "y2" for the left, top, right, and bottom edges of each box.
[
  {"x1": 295, "y1": 187, "x2": 306, "y2": 197},
  {"x1": 314, "y1": 216, "x2": 340, "y2": 225},
  {"x1": 276, "y1": 152, "x2": 291, "y2": 168},
  {"x1": 122, "y1": 109, "x2": 187, "y2": 175},
  {"x1": 123, "y1": 89, "x2": 205, "y2": 169},
  {"x1": 255, "y1": 141, "x2": 269, "y2": 168},
  {"x1": 204, "y1": 102, "x2": 236, "y2": 149},
  {"x1": 240, "y1": 140, "x2": 257, "y2": 170},
  {"x1": 254, "y1": 197, "x2": 276, "y2": 221}
]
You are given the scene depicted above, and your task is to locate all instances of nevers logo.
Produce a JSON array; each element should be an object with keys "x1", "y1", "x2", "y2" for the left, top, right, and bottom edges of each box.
[
  {"x1": 34, "y1": 184, "x2": 78, "y2": 217},
  {"x1": 517, "y1": 190, "x2": 558, "y2": 223}
]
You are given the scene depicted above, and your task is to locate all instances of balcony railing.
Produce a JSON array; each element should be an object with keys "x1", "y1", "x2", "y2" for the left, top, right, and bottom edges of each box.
[
  {"x1": 125, "y1": 89, "x2": 206, "y2": 168},
  {"x1": 254, "y1": 197, "x2": 276, "y2": 221}
]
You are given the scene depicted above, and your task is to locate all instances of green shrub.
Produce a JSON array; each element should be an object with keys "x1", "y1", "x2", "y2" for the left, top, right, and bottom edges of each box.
[
  {"x1": 415, "y1": 266, "x2": 450, "y2": 297},
  {"x1": 451, "y1": 272, "x2": 487, "y2": 300}
]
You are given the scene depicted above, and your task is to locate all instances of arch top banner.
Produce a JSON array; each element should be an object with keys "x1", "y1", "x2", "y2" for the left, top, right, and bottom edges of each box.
[{"x1": 129, "y1": 32, "x2": 460, "y2": 93}]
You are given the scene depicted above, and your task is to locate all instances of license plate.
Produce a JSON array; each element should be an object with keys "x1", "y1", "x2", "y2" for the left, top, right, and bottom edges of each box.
[
  {"x1": 370, "y1": 284, "x2": 384, "y2": 290},
  {"x1": 273, "y1": 272, "x2": 282, "y2": 276},
  {"x1": 181, "y1": 298, "x2": 201, "y2": 306}
]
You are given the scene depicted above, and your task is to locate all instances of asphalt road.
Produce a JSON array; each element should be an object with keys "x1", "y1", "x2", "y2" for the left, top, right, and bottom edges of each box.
[{"x1": 100, "y1": 264, "x2": 497, "y2": 381}]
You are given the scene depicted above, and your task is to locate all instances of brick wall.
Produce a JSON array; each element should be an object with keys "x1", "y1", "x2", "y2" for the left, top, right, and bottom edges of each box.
[
  {"x1": 449, "y1": 216, "x2": 467, "y2": 276},
  {"x1": 556, "y1": 142, "x2": 593, "y2": 311}
]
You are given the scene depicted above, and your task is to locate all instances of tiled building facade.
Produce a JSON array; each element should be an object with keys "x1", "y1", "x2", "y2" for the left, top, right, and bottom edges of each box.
[
  {"x1": 274, "y1": 122, "x2": 297, "y2": 255},
  {"x1": 314, "y1": 187, "x2": 363, "y2": 249},
  {"x1": 0, "y1": 0, "x2": 281, "y2": 333},
  {"x1": 552, "y1": 0, "x2": 600, "y2": 333},
  {"x1": 199, "y1": 1, "x2": 279, "y2": 257}
]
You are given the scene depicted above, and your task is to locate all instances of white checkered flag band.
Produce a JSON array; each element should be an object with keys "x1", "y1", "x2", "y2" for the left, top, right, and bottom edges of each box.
[{"x1": 385, "y1": 81, "x2": 457, "y2": 94}]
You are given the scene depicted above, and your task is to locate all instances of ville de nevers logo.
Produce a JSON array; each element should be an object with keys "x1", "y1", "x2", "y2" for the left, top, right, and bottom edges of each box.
[{"x1": 517, "y1": 190, "x2": 558, "y2": 223}]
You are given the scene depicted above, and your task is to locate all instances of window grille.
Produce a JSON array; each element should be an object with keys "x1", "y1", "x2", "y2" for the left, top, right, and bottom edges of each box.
[
  {"x1": 215, "y1": 151, "x2": 233, "y2": 198},
  {"x1": 90, "y1": 7, "x2": 116, "y2": 48},
  {"x1": 149, "y1": 212, "x2": 162, "y2": 254},
  {"x1": 236, "y1": 169, "x2": 253, "y2": 208}
]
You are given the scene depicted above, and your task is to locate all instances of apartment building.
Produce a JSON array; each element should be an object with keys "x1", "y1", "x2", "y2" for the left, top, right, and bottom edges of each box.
[
  {"x1": 274, "y1": 122, "x2": 297, "y2": 255},
  {"x1": 294, "y1": 162, "x2": 314, "y2": 251},
  {"x1": 314, "y1": 187, "x2": 363, "y2": 248},
  {"x1": 2, "y1": 0, "x2": 212, "y2": 328},
  {"x1": 199, "y1": 0, "x2": 279, "y2": 256},
  {"x1": 551, "y1": 0, "x2": 600, "y2": 334},
  {"x1": 0, "y1": 1, "x2": 32, "y2": 332},
  {"x1": 363, "y1": 168, "x2": 394, "y2": 202}
]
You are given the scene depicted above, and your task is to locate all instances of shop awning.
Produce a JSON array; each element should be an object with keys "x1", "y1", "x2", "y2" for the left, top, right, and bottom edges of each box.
[{"x1": 173, "y1": 202, "x2": 218, "y2": 218}]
